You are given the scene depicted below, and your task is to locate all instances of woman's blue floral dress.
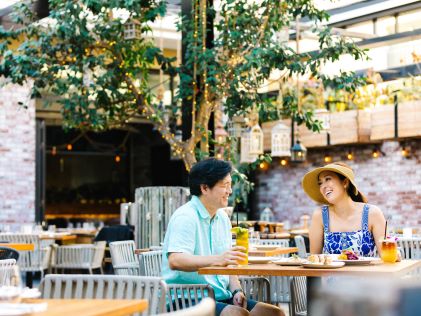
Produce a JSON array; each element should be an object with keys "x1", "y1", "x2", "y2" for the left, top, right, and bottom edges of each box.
[{"x1": 322, "y1": 204, "x2": 376, "y2": 257}]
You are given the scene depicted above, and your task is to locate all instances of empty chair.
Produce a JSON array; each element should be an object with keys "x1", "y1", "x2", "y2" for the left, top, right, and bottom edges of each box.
[
  {"x1": 397, "y1": 237, "x2": 421, "y2": 259},
  {"x1": 0, "y1": 259, "x2": 20, "y2": 286},
  {"x1": 0, "y1": 233, "x2": 51, "y2": 278},
  {"x1": 139, "y1": 250, "x2": 163, "y2": 277},
  {"x1": 51, "y1": 241, "x2": 106, "y2": 274},
  {"x1": 109, "y1": 240, "x2": 140, "y2": 275},
  {"x1": 259, "y1": 239, "x2": 291, "y2": 304},
  {"x1": 294, "y1": 235, "x2": 308, "y2": 258},
  {"x1": 156, "y1": 297, "x2": 215, "y2": 316},
  {"x1": 166, "y1": 284, "x2": 215, "y2": 312},
  {"x1": 239, "y1": 276, "x2": 271, "y2": 303},
  {"x1": 40, "y1": 274, "x2": 167, "y2": 315},
  {"x1": 289, "y1": 276, "x2": 307, "y2": 316},
  {"x1": 0, "y1": 247, "x2": 19, "y2": 260}
]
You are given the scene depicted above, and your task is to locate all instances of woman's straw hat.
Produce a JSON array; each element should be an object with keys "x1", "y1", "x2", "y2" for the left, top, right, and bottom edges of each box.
[{"x1": 301, "y1": 162, "x2": 367, "y2": 204}]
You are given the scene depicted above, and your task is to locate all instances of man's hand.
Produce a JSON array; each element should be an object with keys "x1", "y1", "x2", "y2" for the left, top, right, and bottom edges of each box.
[
  {"x1": 233, "y1": 290, "x2": 247, "y2": 308},
  {"x1": 213, "y1": 246, "x2": 247, "y2": 266}
]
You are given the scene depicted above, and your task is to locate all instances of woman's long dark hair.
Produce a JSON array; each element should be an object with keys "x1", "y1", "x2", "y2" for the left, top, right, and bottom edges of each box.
[{"x1": 336, "y1": 173, "x2": 366, "y2": 203}]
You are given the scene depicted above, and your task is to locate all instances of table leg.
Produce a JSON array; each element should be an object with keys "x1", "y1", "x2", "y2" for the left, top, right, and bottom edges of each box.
[
  {"x1": 26, "y1": 271, "x2": 33, "y2": 288},
  {"x1": 307, "y1": 276, "x2": 321, "y2": 316}
]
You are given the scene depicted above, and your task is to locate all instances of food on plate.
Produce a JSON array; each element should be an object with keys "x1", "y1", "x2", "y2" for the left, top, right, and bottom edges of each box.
[
  {"x1": 307, "y1": 254, "x2": 333, "y2": 265},
  {"x1": 338, "y1": 249, "x2": 359, "y2": 260},
  {"x1": 287, "y1": 254, "x2": 304, "y2": 263}
]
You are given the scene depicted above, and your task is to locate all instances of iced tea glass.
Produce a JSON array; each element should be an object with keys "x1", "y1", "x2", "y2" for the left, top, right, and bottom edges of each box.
[
  {"x1": 235, "y1": 228, "x2": 249, "y2": 265},
  {"x1": 380, "y1": 239, "x2": 397, "y2": 263}
]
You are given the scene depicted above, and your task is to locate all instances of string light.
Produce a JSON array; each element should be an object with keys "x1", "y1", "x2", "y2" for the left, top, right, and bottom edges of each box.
[
  {"x1": 259, "y1": 161, "x2": 269, "y2": 171},
  {"x1": 372, "y1": 149, "x2": 380, "y2": 158},
  {"x1": 52, "y1": 146, "x2": 57, "y2": 156},
  {"x1": 66, "y1": 144, "x2": 73, "y2": 151},
  {"x1": 115, "y1": 155, "x2": 121, "y2": 163},
  {"x1": 347, "y1": 151, "x2": 353, "y2": 160},
  {"x1": 324, "y1": 154, "x2": 332, "y2": 163},
  {"x1": 401, "y1": 146, "x2": 411, "y2": 158},
  {"x1": 280, "y1": 159, "x2": 287, "y2": 166}
]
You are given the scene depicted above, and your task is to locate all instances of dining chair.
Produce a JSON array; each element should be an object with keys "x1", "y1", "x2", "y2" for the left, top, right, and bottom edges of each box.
[
  {"x1": 155, "y1": 297, "x2": 215, "y2": 316},
  {"x1": 109, "y1": 240, "x2": 140, "y2": 275},
  {"x1": 0, "y1": 246, "x2": 19, "y2": 260},
  {"x1": 294, "y1": 235, "x2": 308, "y2": 258},
  {"x1": 289, "y1": 276, "x2": 307, "y2": 316},
  {"x1": 0, "y1": 233, "x2": 51, "y2": 279},
  {"x1": 139, "y1": 250, "x2": 216, "y2": 311},
  {"x1": 0, "y1": 259, "x2": 20, "y2": 286},
  {"x1": 50, "y1": 241, "x2": 106, "y2": 274},
  {"x1": 397, "y1": 237, "x2": 421, "y2": 259},
  {"x1": 39, "y1": 274, "x2": 167, "y2": 315},
  {"x1": 239, "y1": 276, "x2": 271, "y2": 303},
  {"x1": 258, "y1": 239, "x2": 291, "y2": 304}
]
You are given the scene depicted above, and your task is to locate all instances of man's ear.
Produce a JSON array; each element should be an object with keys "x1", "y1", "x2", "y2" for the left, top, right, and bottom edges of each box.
[{"x1": 200, "y1": 184, "x2": 208, "y2": 195}]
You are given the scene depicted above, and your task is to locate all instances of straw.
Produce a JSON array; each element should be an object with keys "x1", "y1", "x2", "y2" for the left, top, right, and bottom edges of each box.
[{"x1": 384, "y1": 220, "x2": 388, "y2": 240}]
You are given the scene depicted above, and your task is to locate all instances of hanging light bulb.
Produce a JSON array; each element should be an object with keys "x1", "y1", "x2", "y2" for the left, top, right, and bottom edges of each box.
[
  {"x1": 372, "y1": 149, "x2": 380, "y2": 158},
  {"x1": 280, "y1": 159, "x2": 288, "y2": 166},
  {"x1": 259, "y1": 161, "x2": 269, "y2": 171},
  {"x1": 324, "y1": 154, "x2": 332, "y2": 163},
  {"x1": 347, "y1": 151, "x2": 354, "y2": 160},
  {"x1": 401, "y1": 146, "x2": 411, "y2": 158},
  {"x1": 66, "y1": 144, "x2": 73, "y2": 151},
  {"x1": 115, "y1": 155, "x2": 121, "y2": 163}
]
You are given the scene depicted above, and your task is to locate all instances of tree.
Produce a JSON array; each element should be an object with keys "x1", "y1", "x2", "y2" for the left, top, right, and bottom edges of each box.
[{"x1": 1, "y1": 0, "x2": 367, "y2": 176}]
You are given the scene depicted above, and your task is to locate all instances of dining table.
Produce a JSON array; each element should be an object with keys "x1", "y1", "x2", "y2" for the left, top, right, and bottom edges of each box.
[
  {"x1": 199, "y1": 259, "x2": 421, "y2": 315},
  {"x1": 248, "y1": 246, "x2": 298, "y2": 257},
  {"x1": 21, "y1": 299, "x2": 148, "y2": 316}
]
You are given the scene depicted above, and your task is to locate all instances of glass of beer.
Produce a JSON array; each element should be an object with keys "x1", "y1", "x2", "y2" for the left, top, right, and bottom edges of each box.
[
  {"x1": 235, "y1": 227, "x2": 249, "y2": 265},
  {"x1": 380, "y1": 238, "x2": 398, "y2": 263}
]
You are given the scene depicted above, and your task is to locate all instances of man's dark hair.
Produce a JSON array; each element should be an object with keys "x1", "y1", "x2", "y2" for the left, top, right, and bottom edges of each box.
[{"x1": 189, "y1": 158, "x2": 232, "y2": 196}]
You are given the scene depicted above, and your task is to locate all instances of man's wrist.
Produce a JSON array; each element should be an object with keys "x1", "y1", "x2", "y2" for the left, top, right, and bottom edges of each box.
[{"x1": 231, "y1": 288, "x2": 244, "y2": 297}]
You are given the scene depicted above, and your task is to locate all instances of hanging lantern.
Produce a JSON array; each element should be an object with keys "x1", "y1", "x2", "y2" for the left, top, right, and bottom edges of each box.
[
  {"x1": 124, "y1": 19, "x2": 142, "y2": 40},
  {"x1": 227, "y1": 116, "x2": 246, "y2": 138},
  {"x1": 291, "y1": 140, "x2": 307, "y2": 162},
  {"x1": 314, "y1": 109, "x2": 330, "y2": 131},
  {"x1": 271, "y1": 122, "x2": 291, "y2": 157},
  {"x1": 240, "y1": 130, "x2": 258, "y2": 163},
  {"x1": 249, "y1": 124, "x2": 264, "y2": 155}
]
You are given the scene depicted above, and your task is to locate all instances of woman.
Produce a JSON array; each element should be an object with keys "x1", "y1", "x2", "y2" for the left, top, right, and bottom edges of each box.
[{"x1": 302, "y1": 162, "x2": 386, "y2": 256}]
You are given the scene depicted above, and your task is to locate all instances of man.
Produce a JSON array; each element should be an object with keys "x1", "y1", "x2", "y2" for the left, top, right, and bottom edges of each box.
[{"x1": 162, "y1": 158, "x2": 284, "y2": 316}]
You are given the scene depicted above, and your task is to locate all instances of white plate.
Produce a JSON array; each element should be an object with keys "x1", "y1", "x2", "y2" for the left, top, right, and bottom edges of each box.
[
  {"x1": 251, "y1": 245, "x2": 279, "y2": 251},
  {"x1": 20, "y1": 288, "x2": 41, "y2": 299},
  {"x1": 334, "y1": 257, "x2": 381, "y2": 265},
  {"x1": 248, "y1": 256, "x2": 276, "y2": 264},
  {"x1": 301, "y1": 262, "x2": 345, "y2": 269},
  {"x1": 271, "y1": 258, "x2": 306, "y2": 266}
]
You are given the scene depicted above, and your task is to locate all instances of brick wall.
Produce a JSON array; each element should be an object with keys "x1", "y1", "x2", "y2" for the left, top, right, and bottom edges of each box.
[
  {"x1": 255, "y1": 139, "x2": 421, "y2": 229},
  {"x1": 0, "y1": 82, "x2": 36, "y2": 230}
]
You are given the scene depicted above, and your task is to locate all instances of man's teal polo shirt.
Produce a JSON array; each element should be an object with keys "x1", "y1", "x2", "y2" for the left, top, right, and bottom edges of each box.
[{"x1": 162, "y1": 195, "x2": 232, "y2": 300}]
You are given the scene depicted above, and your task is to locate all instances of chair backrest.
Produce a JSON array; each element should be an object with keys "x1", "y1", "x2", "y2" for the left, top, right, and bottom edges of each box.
[
  {"x1": 53, "y1": 241, "x2": 105, "y2": 271},
  {"x1": 0, "y1": 233, "x2": 51, "y2": 272},
  {"x1": 294, "y1": 235, "x2": 307, "y2": 258},
  {"x1": 166, "y1": 284, "x2": 215, "y2": 312},
  {"x1": 397, "y1": 237, "x2": 421, "y2": 259},
  {"x1": 0, "y1": 259, "x2": 20, "y2": 286},
  {"x1": 239, "y1": 276, "x2": 271, "y2": 303},
  {"x1": 0, "y1": 247, "x2": 19, "y2": 260},
  {"x1": 139, "y1": 250, "x2": 163, "y2": 277},
  {"x1": 290, "y1": 276, "x2": 307, "y2": 316},
  {"x1": 156, "y1": 297, "x2": 215, "y2": 316},
  {"x1": 40, "y1": 274, "x2": 167, "y2": 315},
  {"x1": 109, "y1": 240, "x2": 139, "y2": 275}
]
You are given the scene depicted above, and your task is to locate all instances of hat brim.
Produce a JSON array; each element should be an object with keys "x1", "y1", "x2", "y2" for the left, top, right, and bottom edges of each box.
[{"x1": 301, "y1": 165, "x2": 366, "y2": 205}]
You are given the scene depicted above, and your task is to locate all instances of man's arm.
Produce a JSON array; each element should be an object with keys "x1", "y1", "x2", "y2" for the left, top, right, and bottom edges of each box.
[{"x1": 168, "y1": 246, "x2": 246, "y2": 272}]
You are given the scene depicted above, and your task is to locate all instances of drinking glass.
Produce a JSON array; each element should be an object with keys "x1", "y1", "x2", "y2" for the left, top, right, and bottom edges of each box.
[
  {"x1": 235, "y1": 228, "x2": 249, "y2": 265},
  {"x1": 380, "y1": 239, "x2": 397, "y2": 263}
]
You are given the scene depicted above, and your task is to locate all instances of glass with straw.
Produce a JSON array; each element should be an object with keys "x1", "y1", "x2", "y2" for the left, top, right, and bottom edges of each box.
[{"x1": 380, "y1": 220, "x2": 398, "y2": 263}]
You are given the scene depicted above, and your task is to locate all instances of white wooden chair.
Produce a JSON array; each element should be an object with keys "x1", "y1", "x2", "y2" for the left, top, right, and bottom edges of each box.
[
  {"x1": 109, "y1": 240, "x2": 140, "y2": 275},
  {"x1": 155, "y1": 297, "x2": 215, "y2": 316},
  {"x1": 40, "y1": 274, "x2": 167, "y2": 315},
  {"x1": 0, "y1": 259, "x2": 20, "y2": 286},
  {"x1": 289, "y1": 276, "x2": 307, "y2": 316},
  {"x1": 397, "y1": 237, "x2": 421, "y2": 259},
  {"x1": 139, "y1": 250, "x2": 163, "y2": 277},
  {"x1": 0, "y1": 233, "x2": 51, "y2": 278},
  {"x1": 51, "y1": 241, "x2": 106, "y2": 274}
]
